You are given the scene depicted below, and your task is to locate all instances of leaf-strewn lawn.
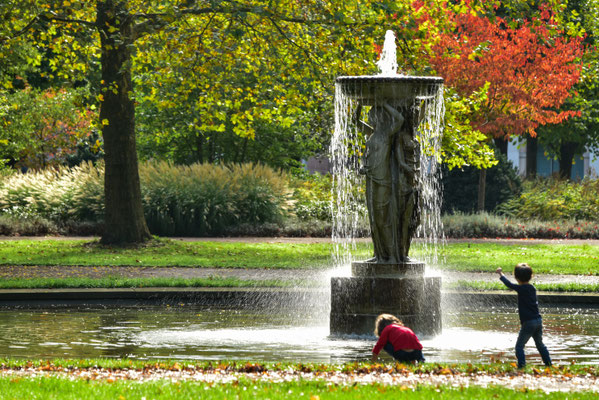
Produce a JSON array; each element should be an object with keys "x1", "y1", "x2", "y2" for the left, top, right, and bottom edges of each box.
[{"x1": 0, "y1": 360, "x2": 597, "y2": 399}]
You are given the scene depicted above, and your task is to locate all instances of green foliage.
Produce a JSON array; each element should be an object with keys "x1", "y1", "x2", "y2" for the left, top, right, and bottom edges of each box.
[
  {"x1": 497, "y1": 178, "x2": 599, "y2": 221},
  {"x1": 441, "y1": 86, "x2": 498, "y2": 170},
  {"x1": 288, "y1": 172, "x2": 332, "y2": 222},
  {"x1": 442, "y1": 152, "x2": 522, "y2": 213},
  {"x1": 0, "y1": 87, "x2": 98, "y2": 169},
  {"x1": 0, "y1": 159, "x2": 13, "y2": 177}
]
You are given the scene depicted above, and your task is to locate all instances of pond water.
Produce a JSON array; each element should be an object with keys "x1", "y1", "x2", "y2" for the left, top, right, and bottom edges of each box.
[{"x1": 0, "y1": 305, "x2": 598, "y2": 365}]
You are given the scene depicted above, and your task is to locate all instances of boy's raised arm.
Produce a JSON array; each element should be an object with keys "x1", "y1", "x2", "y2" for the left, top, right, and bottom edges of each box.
[{"x1": 497, "y1": 267, "x2": 518, "y2": 290}]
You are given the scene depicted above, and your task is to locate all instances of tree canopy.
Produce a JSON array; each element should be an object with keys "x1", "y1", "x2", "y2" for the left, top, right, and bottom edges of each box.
[{"x1": 1, "y1": 0, "x2": 593, "y2": 242}]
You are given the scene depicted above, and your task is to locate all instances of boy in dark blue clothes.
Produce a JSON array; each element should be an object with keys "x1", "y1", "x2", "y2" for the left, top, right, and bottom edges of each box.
[{"x1": 496, "y1": 263, "x2": 552, "y2": 368}]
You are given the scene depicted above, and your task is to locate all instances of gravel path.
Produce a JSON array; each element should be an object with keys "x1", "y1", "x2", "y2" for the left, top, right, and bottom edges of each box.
[{"x1": 2, "y1": 265, "x2": 598, "y2": 286}]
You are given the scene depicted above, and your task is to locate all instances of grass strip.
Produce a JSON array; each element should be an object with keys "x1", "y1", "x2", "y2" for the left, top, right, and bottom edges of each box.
[
  {"x1": 0, "y1": 239, "x2": 598, "y2": 275},
  {"x1": 448, "y1": 280, "x2": 599, "y2": 293},
  {"x1": 0, "y1": 276, "x2": 304, "y2": 289},
  {"x1": 2, "y1": 376, "x2": 597, "y2": 400}
]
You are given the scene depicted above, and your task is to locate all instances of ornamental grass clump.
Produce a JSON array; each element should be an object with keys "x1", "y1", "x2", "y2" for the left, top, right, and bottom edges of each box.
[
  {"x1": 0, "y1": 161, "x2": 288, "y2": 236},
  {"x1": 139, "y1": 161, "x2": 288, "y2": 236},
  {"x1": 0, "y1": 161, "x2": 104, "y2": 224}
]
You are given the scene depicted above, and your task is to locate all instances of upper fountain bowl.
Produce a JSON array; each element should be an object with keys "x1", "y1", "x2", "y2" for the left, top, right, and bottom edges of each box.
[{"x1": 336, "y1": 75, "x2": 443, "y2": 105}]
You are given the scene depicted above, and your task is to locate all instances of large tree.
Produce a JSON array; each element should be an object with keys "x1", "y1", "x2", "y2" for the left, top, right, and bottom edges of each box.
[
  {"x1": 2, "y1": 0, "x2": 409, "y2": 244},
  {"x1": 421, "y1": 1, "x2": 584, "y2": 209}
]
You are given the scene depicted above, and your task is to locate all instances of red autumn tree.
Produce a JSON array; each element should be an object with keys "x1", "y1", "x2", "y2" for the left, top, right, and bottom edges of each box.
[{"x1": 418, "y1": 1, "x2": 584, "y2": 210}]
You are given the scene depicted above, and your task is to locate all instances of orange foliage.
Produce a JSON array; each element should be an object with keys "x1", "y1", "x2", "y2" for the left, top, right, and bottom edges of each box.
[{"x1": 420, "y1": 2, "x2": 584, "y2": 139}]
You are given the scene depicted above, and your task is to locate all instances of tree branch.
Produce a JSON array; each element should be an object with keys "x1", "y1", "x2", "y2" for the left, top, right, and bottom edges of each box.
[
  {"x1": 132, "y1": 1, "x2": 356, "y2": 40},
  {"x1": 44, "y1": 11, "x2": 96, "y2": 28},
  {"x1": 0, "y1": 15, "x2": 39, "y2": 43}
]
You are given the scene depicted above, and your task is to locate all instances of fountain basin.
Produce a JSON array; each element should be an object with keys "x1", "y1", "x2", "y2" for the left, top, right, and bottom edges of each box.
[
  {"x1": 330, "y1": 274, "x2": 442, "y2": 336},
  {"x1": 336, "y1": 75, "x2": 443, "y2": 105}
]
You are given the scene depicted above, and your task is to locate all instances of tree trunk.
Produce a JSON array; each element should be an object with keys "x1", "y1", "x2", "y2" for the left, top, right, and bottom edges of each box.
[
  {"x1": 195, "y1": 132, "x2": 204, "y2": 164},
  {"x1": 526, "y1": 135, "x2": 537, "y2": 179},
  {"x1": 208, "y1": 134, "x2": 215, "y2": 163},
  {"x1": 477, "y1": 168, "x2": 486, "y2": 212},
  {"x1": 235, "y1": 137, "x2": 249, "y2": 163},
  {"x1": 559, "y1": 141, "x2": 578, "y2": 180},
  {"x1": 97, "y1": 0, "x2": 151, "y2": 245}
]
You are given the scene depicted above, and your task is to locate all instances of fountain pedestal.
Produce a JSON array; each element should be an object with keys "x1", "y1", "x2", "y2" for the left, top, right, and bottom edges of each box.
[{"x1": 330, "y1": 262, "x2": 441, "y2": 336}]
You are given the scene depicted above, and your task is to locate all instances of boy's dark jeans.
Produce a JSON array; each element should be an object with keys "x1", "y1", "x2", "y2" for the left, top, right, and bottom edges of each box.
[{"x1": 515, "y1": 317, "x2": 552, "y2": 368}]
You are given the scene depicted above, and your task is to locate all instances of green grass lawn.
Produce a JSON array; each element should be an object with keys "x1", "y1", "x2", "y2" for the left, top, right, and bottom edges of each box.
[
  {"x1": 0, "y1": 238, "x2": 349, "y2": 269},
  {"x1": 3, "y1": 377, "x2": 594, "y2": 400},
  {"x1": 442, "y1": 242, "x2": 599, "y2": 274},
  {"x1": 0, "y1": 239, "x2": 597, "y2": 275}
]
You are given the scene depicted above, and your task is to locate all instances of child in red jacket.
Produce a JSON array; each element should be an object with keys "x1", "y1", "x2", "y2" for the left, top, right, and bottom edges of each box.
[{"x1": 371, "y1": 313, "x2": 425, "y2": 363}]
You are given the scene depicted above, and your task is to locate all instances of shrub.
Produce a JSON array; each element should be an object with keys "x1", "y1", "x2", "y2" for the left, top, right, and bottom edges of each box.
[
  {"x1": 497, "y1": 178, "x2": 599, "y2": 221},
  {"x1": 442, "y1": 212, "x2": 599, "y2": 239},
  {"x1": 0, "y1": 161, "x2": 104, "y2": 224},
  {"x1": 0, "y1": 214, "x2": 59, "y2": 236},
  {"x1": 0, "y1": 162, "x2": 290, "y2": 237},
  {"x1": 288, "y1": 172, "x2": 332, "y2": 222},
  {"x1": 442, "y1": 152, "x2": 522, "y2": 213}
]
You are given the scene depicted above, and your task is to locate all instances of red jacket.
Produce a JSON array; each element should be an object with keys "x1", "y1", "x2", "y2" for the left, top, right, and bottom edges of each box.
[{"x1": 373, "y1": 324, "x2": 423, "y2": 355}]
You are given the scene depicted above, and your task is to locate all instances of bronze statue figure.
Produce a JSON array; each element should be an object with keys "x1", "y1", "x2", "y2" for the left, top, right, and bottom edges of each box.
[{"x1": 356, "y1": 102, "x2": 421, "y2": 263}]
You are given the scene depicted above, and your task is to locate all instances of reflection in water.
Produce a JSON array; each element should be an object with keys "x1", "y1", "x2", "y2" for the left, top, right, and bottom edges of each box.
[{"x1": 0, "y1": 306, "x2": 597, "y2": 364}]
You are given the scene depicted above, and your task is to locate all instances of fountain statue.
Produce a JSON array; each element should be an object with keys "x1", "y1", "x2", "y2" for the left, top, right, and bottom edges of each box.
[{"x1": 330, "y1": 31, "x2": 444, "y2": 336}]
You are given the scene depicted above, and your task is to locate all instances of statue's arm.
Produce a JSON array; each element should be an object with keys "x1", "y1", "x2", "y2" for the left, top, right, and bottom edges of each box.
[{"x1": 383, "y1": 103, "x2": 404, "y2": 132}]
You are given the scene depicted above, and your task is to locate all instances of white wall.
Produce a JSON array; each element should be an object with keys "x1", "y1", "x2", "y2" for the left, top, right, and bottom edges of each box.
[{"x1": 507, "y1": 140, "x2": 526, "y2": 176}]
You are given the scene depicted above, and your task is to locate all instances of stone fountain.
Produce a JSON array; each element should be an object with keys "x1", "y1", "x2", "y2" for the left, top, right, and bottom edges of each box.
[{"x1": 330, "y1": 31, "x2": 444, "y2": 336}]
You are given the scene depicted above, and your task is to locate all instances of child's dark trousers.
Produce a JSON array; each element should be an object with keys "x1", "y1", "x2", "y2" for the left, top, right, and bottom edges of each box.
[{"x1": 515, "y1": 317, "x2": 552, "y2": 368}]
